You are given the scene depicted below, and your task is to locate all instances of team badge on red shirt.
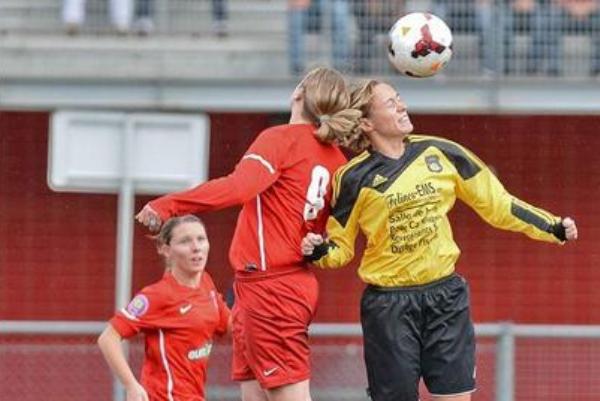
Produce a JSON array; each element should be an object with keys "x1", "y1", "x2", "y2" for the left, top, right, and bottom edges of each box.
[{"x1": 126, "y1": 294, "x2": 149, "y2": 318}]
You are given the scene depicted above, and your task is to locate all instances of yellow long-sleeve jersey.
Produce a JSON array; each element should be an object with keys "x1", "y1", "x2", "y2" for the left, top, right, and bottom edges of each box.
[{"x1": 311, "y1": 134, "x2": 566, "y2": 287}]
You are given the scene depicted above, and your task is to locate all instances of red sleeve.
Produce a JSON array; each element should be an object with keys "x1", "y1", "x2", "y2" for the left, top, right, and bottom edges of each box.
[
  {"x1": 109, "y1": 288, "x2": 166, "y2": 339},
  {"x1": 215, "y1": 292, "x2": 231, "y2": 336},
  {"x1": 149, "y1": 128, "x2": 291, "y2": 220},
  {"x1": 202, "y1": 273, "x2": 231, "y2": 336}
]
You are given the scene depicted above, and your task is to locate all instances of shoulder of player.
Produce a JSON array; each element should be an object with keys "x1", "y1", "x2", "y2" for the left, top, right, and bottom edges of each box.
[
  {"x1": 332, "y1": 150, "x2": 377, "y2": 199},
  {"x1": 141, "y1": 272, "x2": 196, "y2": 307},
  {"x1": 409, "y1": 133, "x2": 476, "y2": 154},
  {"x1": 257, "y1": 124, "x2": 311, "y2": 142},
  {"x1": 408, "y1": 133, "x2": 458, "y2": 147},
  {"x1": 408, "y1": 134, "x2": 484, "y2": 179},
  {"x1": 200, "y1": 272, "x2": 217, "y2": 290},
  {"x1": 136, "y1": 278, "x2": 171, "y2": 305},
  {"x1": 251, "y1": 124, "x2": 313, "y2": 155},
  {"x1": 138, "y1": 274, "x2": 215, "y2": 311},
  {"x1": 257, "y1": 124, "x2": 288, "y2": 137},
  {"x1": 120, "y1": 279, "x2": 169, "y2": 319}
]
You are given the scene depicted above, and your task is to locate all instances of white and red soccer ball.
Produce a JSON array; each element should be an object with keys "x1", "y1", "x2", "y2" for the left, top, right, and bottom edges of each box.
[{"x1": 388, "y1": 12, "x2": 453, "y2": 78}]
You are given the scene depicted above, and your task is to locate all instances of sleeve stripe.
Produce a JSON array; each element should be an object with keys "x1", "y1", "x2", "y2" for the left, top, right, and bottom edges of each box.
[
  {"x1": 256, "y1": 195, "x2": 267, "y2": 271},
  {"x1": 513, "y1": 198, "x2": 557, "y2": 224},
  {"x1": 534, "y1": 204, "x2": 557, "y2": 224},
  {"x1": 242, "y1": 154, "x2": 276, "y2": 174},
  {"x1": 511, "y1": 201, "x2": 553, "y2": 233}
]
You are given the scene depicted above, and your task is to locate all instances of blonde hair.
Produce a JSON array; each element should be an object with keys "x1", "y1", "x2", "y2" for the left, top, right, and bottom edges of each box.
[
  {"x1": 345, "y1": 79, "x2": 382, "y2": 153},
  {"x1": 299, "y1": 67, "x2": 362, "y2": 147}
]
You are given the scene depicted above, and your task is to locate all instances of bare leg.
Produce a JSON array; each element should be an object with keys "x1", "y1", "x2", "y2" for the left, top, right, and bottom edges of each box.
[
  {"x1": 266, "y1": 379, "x2": 311, "y2": 401},
  {"x1": 241, "y1": 380, "x2": 268, "y2": 401},
  {"x1": 432, "y1": 392, "x2": 472, "y2": 401}
]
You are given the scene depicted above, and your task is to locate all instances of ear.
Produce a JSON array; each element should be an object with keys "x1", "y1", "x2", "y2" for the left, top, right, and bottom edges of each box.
[
  {"x1": 292, "y1": 84, "x2": 304, "y2": 101},
  {"x1": 359, "y1": 117, "x2": 374, "y2": 133},
  {"x1": 157, "y1": 243, "x2": 170, "y2": 259}
]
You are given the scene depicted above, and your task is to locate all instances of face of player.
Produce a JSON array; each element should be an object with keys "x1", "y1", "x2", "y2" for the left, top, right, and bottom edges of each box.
[
  {"x1": 164, "y1": 222, "x2": 210, "y2": 278},
  {"x1": 364, "y1": 83, "x2": 413, "y2": 140}
]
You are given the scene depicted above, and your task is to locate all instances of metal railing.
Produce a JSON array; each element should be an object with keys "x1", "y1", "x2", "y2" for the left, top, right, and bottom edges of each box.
[{"x1": 2, "y1": 321, "x2": 600, "y2": 401}]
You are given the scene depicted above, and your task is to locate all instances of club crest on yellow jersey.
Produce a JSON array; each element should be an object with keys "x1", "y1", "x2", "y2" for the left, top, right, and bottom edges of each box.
[{"x1": 425, "y1": 155, "x2": 443, "y2": 172}]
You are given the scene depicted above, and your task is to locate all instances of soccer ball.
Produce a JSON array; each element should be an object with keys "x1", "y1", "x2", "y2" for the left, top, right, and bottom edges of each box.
[{"x1": 388, "y1": 12, "x2": 453, "y2": 78}]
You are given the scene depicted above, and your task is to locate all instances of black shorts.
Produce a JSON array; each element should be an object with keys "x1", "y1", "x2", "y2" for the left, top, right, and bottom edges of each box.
[{"x1": 361, "y1": 273, "x2": 476, "y2": 401}]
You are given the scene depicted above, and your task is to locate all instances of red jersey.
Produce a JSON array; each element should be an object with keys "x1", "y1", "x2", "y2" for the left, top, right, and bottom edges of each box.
[
  {"x1": 150, "y1": 124, "x2": 347, "y2": 277},
  {"x1": 110, "y1": 271, "x2": 230, "y2": 401}
]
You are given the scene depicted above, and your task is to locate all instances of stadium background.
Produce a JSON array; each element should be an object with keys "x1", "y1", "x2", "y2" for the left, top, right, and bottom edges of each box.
[{"x1": 1, "y1": 0, "x2": 600, "y2": 400}]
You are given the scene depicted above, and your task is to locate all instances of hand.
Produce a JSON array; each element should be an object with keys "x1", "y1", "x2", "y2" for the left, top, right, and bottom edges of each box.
[
  {"x1": 301, "y1": 233, "x2": 323, "y2": 255},
  {"x1": 125, "y1": 381, "x2": 149, "y2": 401},
  {"x1": 135, "y1": 204, "x2": 162, "y2": 232},
  {"x1": 562, "y1": 217, "x2": 578, "y2": 241}
]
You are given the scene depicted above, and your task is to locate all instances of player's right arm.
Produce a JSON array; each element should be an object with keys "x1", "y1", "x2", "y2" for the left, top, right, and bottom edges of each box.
[
  {"x1": 97, "y1": 326, "x2": 149, "y2": 401},
  {"x1": 137, "y1": 128, "x2": 289, "y2": 230},
  {"x1": 303, "y1": 163, "x2": 364, "y2": 268},
  {"x1": 99, "y1": 287, "x2": 167, "y2": 400}
]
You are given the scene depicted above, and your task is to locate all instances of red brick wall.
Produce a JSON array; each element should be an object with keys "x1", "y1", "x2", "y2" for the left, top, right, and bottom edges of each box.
[{"x1": 1, "y1": 111, "x2": 598, "y2": 324}]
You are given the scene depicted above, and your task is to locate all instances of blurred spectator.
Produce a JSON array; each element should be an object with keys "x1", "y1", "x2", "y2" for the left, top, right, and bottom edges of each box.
[
  {"x1": 433, "y1": 0, "x2": 497, "y2": 74},
  {"x1": 500, "y1": 0, "x2": 600, "y2": 76},
  {"x1": 288, "y1": 0, "x2": 352, "y2": 75},
  {"x1": 62, "y1": 0, "x2": 133, "y2": 34},
  {"x1": 500, "y1": 0, "x2": 555, "y2": 75},
  {"x1": 542, "y1": 0, "x2": 600, "y2": 76},
  {"x1": 212, "y1": 0, "x2": 229, "y2": 37},
  {"x1": 63, "y1": 0, "x2": 229, "y2": 38},
  {"x1": 434, "y1": 0, "x2": 582, "y2": 76},
  {"x1": 132, "y1": 0, "x2": 154, "y2": 36},
  {"x1": 351, "y1": 0, "x2": 405, "y2": 74}
]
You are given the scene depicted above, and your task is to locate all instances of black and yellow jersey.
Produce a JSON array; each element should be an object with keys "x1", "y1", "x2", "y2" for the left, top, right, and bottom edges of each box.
[{"x1": 311, "y1": 134, "x2": 566, "y2": 287}]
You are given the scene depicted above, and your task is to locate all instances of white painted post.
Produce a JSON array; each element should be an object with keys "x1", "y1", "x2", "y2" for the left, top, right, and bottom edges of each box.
[{"x1": 496, "y1": 322, "x2": 515, "y2": 401}]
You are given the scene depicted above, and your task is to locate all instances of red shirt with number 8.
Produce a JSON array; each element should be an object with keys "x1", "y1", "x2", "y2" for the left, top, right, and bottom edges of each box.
[{"x1": 150, "y1": 123, "x2": 347, "y2": 278}]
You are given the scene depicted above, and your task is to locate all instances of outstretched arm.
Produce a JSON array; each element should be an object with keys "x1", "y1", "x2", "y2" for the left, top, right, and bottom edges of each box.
[
  {"x1": 458, "y1": 166, "x2": 578, "y2": 244},
  {"x1": 136, "y1": 127, "x2": 291, "y2": 231},
  {"x1": 136, "y1": 156, "x2": 280, "y2": 231},
  {"x1": 448, "y1": 142, "x2": 576, "y2": 244}
]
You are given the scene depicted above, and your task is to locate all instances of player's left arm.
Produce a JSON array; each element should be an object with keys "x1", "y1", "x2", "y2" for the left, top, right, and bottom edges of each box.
[{"x1": 453, "y1": 145, "x2": 577, "y2": 243}]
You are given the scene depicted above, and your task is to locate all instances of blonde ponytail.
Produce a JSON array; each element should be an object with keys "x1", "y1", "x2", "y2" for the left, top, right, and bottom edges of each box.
[
  {"x1": 314, "y1": 108, "x2": 363, "y2": 150},
  {"x1": 299, "y1": 67, "x2": 363, "y2": 147},
  {"x1": 340, "y1": 79, "x2": 382, "y2": 152}
]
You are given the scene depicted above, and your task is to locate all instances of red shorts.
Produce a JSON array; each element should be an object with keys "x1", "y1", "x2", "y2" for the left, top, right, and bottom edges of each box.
[{"x1": 231, "y1": 268, "x2": 319, "y2": 389}]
